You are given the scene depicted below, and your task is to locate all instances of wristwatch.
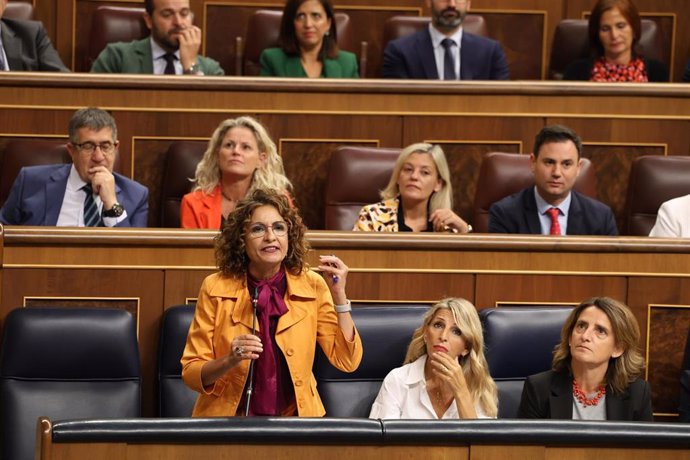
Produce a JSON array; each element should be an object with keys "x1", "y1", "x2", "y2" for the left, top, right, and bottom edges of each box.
[
  {"x1": 103, "y1": 202, "x2": 124, "y2": 218},
  {"x1": 183, "y1": 63, "x2": 201, "y2": 75}
]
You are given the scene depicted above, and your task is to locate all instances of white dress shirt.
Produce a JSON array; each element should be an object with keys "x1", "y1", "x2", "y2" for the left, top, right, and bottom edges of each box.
[
  {"x1": 56, "y1": 165, "x2": 127, "y2": 227},
  {"x1": 369, "y1": 355, "x2": 491, "y2": 419},
  {"x1": 649, "y1": 194, "x2": 690, "y2": 237},
  {"x1": 429, "y1": 24, "x2": 463, "y2": 80},
  {"x1": 150, "y1": 39, "x2": 182, "y2": 75}
]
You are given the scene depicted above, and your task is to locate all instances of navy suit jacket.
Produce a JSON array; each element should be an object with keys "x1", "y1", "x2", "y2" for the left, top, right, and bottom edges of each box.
[
  {"x1": 382, "y1": 27, "x2": 509, "y2": 80},
  {"x1": 488, "y1": 187, "x2": 618, "y2": 235},
  {"x1": 0, "y1": 164, "x2": 149, "y2": 227},
  {"x1": 0, "y1": 18, "x2": 68, "y2": 71},
  {"x1": 518, "y1": 369, "x2": 653, "y2": 421}
]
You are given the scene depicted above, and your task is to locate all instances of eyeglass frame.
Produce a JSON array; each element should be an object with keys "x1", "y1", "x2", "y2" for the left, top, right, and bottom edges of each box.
[
  {"x1": 71, "y1": 140, "x2": 119, "y2": 155},
  {"x1": 246, "y1": 221, "x2": 291, "y2": 239}
]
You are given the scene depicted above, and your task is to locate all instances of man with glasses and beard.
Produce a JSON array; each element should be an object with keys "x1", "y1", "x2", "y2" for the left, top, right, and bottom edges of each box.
[
  {"x1": 0, "y1": 108, "x2": 149, "y2": 227},
  {"x1": 382, "y1": 0, "x2": 508, "y2": 80},
  {"x1": 91, "y1": 0, "x2": 223, "y2": 75}
]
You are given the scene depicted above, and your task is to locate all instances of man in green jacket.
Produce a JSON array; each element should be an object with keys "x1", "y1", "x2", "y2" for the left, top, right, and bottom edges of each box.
[{"x1": 91, "y1": 0, "x2": 223, "y2": 75}]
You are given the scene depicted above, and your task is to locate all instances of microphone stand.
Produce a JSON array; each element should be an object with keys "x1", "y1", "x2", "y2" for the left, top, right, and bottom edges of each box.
[{"x1": 245, "y1": 286, "x2": 259, "y2": 416}]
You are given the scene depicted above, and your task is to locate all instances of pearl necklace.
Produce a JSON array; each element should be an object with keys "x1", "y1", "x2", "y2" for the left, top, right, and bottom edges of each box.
[{"x1": 572, "y1": 378, "x2": 606, "y2": 407}]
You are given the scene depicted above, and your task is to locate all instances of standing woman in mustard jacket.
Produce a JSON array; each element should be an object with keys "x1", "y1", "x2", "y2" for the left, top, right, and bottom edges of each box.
[
  {"x1": 259, "y1": 0, "x2": 358, "y2": 78},
  {"x1": 181, "y1": 189, "x2": 362, "y2": 416}
]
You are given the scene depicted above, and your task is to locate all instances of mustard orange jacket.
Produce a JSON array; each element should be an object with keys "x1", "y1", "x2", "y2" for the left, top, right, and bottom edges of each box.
[{"x1": 181, "y1": 269, "x2": 362, "y2": 417}]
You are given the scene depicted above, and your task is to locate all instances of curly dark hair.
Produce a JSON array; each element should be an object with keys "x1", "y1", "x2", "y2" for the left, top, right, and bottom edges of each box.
[{"x1": 214, "y1": 189, "x2": 309, "y2": 278}]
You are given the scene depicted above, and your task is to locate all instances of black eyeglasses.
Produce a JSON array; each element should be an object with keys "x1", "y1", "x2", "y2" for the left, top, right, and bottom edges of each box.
[
  {"x1": 72, "y1": 141, "x2": 117, "y2": 155},
  {"x1": 247, "y1": 221, "x2": 289, "y2": 239}
]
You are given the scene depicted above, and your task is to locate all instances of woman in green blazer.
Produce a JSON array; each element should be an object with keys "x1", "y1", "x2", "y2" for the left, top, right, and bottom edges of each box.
[{"x1": 259, "y1": 0, "x2": 358, "y2": 78}]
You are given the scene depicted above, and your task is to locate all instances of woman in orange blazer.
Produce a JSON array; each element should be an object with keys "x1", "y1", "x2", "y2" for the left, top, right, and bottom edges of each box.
[
  {"x1": 180, "y1": 116, "x2": 292, "y2": 229},
  {"x1": 181, "y1": 189, "x2": 362, "y2": 416}
]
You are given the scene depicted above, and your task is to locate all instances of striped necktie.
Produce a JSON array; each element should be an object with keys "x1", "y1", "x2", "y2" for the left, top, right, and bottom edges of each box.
[{"x1": 82, "y1": 184, "x2": 103, "y2": 227}]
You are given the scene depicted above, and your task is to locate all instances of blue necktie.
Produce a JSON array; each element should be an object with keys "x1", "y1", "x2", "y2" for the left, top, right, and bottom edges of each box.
[
  {"x1": 82, "y1": 184, "x2": 103, "y2": 227},
  {"x1": 0, "y1": 49, "x2": 7, "y2": 71},
  {"x1": 441, "y1": 38, "x2": 457, "y2": 80}
]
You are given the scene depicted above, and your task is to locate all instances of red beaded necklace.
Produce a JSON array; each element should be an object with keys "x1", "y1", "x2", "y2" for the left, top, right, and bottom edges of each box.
[{"x1": 572, "y1": 378, "x2": 606, "y2": 407}]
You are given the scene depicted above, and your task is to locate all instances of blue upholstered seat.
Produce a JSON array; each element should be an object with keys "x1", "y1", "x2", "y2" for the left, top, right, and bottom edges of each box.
[
  {"x1": 480, "y1": 306, "x2": 573, "y2": 418},
  {"x1": 0, "y1": 307, "x2": 141, "y2": 460},
  {"x1": 158, "y1": 304, "x2": 198, "y2": 417},
  {"x1": 313, "y1": 304, "x2": 429, "y2": 417}
]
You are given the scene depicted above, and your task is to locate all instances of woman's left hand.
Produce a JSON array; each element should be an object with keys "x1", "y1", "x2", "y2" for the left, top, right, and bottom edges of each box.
[
  {"x1": 429, "y1": 351, "x2": 469, "y2": 395},
  {"x1": 429, "y1": 209, "x2": 471, "y2": 233},
  {"x1": 318, "y1": 254, "x2": 348, "y2": 304}
]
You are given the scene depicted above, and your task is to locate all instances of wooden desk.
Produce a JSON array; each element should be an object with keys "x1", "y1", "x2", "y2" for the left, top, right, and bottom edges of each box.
[
  {"x1": 36, "y1": 417, "x2": 690, "y2": 460},
  {"x1": 1, "y1": 227, "x2": 689, "y2": 418},
  {"x1": 0, "y1": 74, "x2": 688, "y2": 230}
]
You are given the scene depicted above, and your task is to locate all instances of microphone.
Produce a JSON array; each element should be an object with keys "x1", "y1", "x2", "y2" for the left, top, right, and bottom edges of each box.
[{"x1": 244, "y1": 286, "x2": 259, "y2": 416}]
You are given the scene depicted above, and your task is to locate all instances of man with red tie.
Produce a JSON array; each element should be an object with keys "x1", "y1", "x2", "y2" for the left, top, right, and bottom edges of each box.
[{"x1": 488, "y1": 125, "x2": 617, "y2": 236}]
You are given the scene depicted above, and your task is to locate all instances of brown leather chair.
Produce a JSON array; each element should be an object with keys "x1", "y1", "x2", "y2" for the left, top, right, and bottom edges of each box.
[
  {"x1": 241, "y1": 9, "x2": 361, "y2": 76},
  {"x1": 382, "y1": 15, "x2": 488, "y2": 55},
  {"x1": 159, "y1": 141, "x2": 207, "y2": 228},
  {"x1": 2, "y1": 2, "x2": 33, "y2": 20},
  {"x1": 624, "y1": 155, "x2": 690, "y2": 236},
  {"x1": 472, "y1": 152, "x2": 597, "y2": 233},
  {"x1": 0, "y1": 139, "x2": 71, "y2": 207},
  {"x1": 324, "y1": 146, "x2": 400, "y2": 230},
  {"x1": 86, "y1": 6, "x2": 148, "y2": 71},
  {"x1": 548, "y1": 19, "x2": 664, "y2": 80}
]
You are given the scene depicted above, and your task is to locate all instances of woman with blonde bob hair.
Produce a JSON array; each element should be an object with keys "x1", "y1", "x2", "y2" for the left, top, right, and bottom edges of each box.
[
  {"x1": 369, "y1": 298, "x2": 497, "y2": 419},
  {"x1": 180, "y1": 116, "x2": 292, "y2": 229},
  {"x1": 518, "y1": 296, "x2": 652, "y2": 420},
  {"x1": 353, "y1": 143, "x2": 471, "y2": 233}
]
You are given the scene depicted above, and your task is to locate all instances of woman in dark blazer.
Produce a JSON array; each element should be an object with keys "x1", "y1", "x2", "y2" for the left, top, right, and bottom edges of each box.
[
  {"x1": 259, "y1": 0, "x2": 358, "y2": 78},
  {"x1": 518, "y1": 297, "x2": 653, "y2": 421},
  {"x1": 563, "y1": 0, "x2": 667, "y2": 82}
]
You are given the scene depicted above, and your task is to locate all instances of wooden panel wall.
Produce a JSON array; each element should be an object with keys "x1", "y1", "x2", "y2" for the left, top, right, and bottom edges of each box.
[
  {"x1": 0, "y1": 75, "x2": 688, "y2": 230},
  {"x1": 1, "y1": 229, "x2": 689, "y2": 419},
  {"x1": 26, "y1": 0, "x2": 690, "y2": 80}
]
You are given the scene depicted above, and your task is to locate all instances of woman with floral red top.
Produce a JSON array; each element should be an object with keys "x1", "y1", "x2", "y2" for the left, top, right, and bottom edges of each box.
[{"x1": 564, "y1": 0, "x2": 668, "y2": 82}]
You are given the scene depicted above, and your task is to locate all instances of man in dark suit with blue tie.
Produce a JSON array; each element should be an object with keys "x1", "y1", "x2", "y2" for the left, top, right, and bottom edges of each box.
[
  {"x1": 0, "y1": 108, "x2": 149, "y2": 227},
  {"x1": 382, "y1": 0, "x2": 509, "y2": 80},
  {"x1": 489, "y1": 125, "x2": 618, "y2": 236}
]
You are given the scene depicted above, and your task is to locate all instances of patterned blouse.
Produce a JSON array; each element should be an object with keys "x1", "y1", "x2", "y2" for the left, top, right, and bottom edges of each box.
[
  {"x1": 590, "y1": 57, "x2": 648, "y2": 82},
  {"x1": 353, "y1": 197, "x2": 401, "y2": 232}
]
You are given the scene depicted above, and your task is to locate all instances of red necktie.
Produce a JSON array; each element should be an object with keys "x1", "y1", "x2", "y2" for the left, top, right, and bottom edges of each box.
[{"x1": 547, "y1": 207, "x2": 561, "y2": 235}]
